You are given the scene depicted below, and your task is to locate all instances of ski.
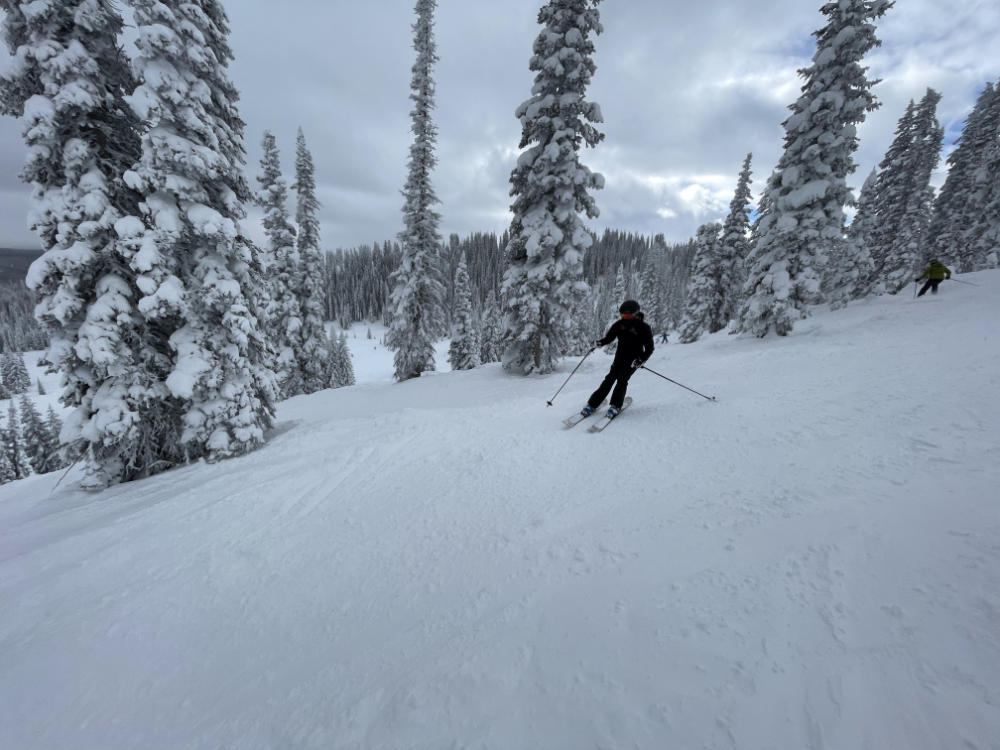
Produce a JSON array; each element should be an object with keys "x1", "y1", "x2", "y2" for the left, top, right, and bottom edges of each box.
[
  {"x1": 563, "y1": 400, "x2": 606, "y2": 428},
  {"x1": 587, "y1": 397, "x2": 632, "y2": 433}
]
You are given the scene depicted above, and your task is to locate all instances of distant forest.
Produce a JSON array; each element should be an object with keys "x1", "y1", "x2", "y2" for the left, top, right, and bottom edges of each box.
[
  {"x1": 0, "y1": 248, "x2": 40, "y2": 285},
  {"x1": 0, "y1": 230, "x2": 695, "y2": 354},
  {"x1": 321, "y1": 228, "x2": 695, "y2": 335}
]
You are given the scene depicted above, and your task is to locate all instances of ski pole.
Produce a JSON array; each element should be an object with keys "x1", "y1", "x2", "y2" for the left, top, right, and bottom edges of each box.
[
  {"x1": 638, "y1": 365, "x2": 717, "y2": 402},
  {"x1": 546, "y1": 347, "x2": 595, "y2": 406},
  {"x1": 949, "y1": 277, "x2": 978, "y2": 287}
]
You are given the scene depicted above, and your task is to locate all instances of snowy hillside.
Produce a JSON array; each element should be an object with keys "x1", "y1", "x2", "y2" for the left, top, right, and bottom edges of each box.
[{"x1": 2, "y1": 273, "x2": 998, "y2": 750}]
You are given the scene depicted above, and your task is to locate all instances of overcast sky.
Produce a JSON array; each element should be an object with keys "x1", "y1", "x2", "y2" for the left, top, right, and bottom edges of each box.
[{"x1": 1, "y1": 0, "x2": 998, "y2": 251}]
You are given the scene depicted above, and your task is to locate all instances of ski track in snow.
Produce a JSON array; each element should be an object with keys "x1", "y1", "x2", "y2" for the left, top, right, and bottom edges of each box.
[{"x1": 2, "y1": 273, "x2": 999, "y2": 749}]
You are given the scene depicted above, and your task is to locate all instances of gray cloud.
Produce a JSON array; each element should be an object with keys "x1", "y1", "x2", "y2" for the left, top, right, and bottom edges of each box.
[{"x1": 1, "y1": 0, "x2": 998, "y2": 250}]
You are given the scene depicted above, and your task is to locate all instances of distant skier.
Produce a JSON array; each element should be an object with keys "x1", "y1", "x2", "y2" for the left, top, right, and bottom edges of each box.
[
  {"x1": 580, "y1": 300, "x2": 654, "y2": 418},
  {"x1": 915, "y1": 259, "x2": 951, "y2": 297},
  {"x1": 659, "y1": 332, "x2": 669, "y2": 344}
]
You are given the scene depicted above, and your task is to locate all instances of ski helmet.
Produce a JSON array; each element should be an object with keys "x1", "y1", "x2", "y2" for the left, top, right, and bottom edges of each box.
[{"x1": 619, "y1": 300, "x2": 640, "y2": 315}]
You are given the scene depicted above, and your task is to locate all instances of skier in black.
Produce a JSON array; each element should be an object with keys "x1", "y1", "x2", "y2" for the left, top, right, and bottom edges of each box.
[{"x1": 581, "y1": 300, "x2": 655, "y2": 418}]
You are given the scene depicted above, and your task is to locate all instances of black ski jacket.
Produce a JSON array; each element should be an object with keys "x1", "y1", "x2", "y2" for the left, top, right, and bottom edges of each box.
[{"x1": 598, "y1": 318, "x2": 655, "y2": 367}]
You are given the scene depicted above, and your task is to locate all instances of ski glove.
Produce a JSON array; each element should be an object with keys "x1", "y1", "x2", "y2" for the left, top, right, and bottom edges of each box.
[{"x1": 631, "y1": 358, "x2": 644, "y2": 369}]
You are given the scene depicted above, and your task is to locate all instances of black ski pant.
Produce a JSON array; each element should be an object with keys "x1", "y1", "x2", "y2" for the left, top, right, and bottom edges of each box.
[
  {"x1": 917, "y1": 278, "x2": 943, "y2": 296},
  {"x1": 588, "y1": 362, "x2": 635, "y2": 409}
]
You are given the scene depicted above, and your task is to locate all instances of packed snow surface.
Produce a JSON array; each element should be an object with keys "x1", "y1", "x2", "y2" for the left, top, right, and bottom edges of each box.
[{"x1": 2, "y1": 272, "x2": 999, "y2": 749}]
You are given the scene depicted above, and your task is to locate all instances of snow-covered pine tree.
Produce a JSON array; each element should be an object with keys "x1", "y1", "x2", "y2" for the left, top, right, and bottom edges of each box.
[
  {"x1": 926, "y1": 82, "x2": 999, "y2": 271},
  {"x1": 639, "y1": 234, "x2": 667, "y2": 334},
  {"x1": 612, "y1": 262, "x2": 627, "y2": 305},
  {"x1": 44, "y1": 405, "x2": 67, "y2": 469},
  {"x1": 0, "y1": 431, "x2": 14, "y2": 484},
  {"x1": 677, "y1": 223, "x2": 724, "y2": 343},
  {"x1": 661, "y1": 241, "x2": 696, "y2": 329},
  {"x1": 0, "y1": 353, "x2": 11, "y2": 393},
  {"x1": 292, "y1": 128, "x2": 331, "y2": 393},
  {"x1": 881, "y1": 88, "x2": 943, "y2": 292},
  {"x1": 842, "y1": 166, "x2": 880, "y2": 300},
  {"x1": 500, "y1": 0, "x2": 604, "y2": 374},
  {"x1": 448, "y1": 255, "x2": 481, "y2": 370},
  {"x1": 386, "y1": 0, "x2": 447, "y2": 381},
  {"x1": 479, "y1": 289, "x2": 504, "y2": 363},
  {"x1": 0, "y1": 352, "x2": 15, "y2": 394},
  {"x1": 0, "y1": 378, "x2": 9, "y2": 400},
  {"x1": 737, "y1": 0, "x2": 891, "y2": 337},
  {"x1": 0, "y1": 280, "x2": 46, "y2": 353},
  {"x1": 257, "y1": 130, "x2": 303, "y2": 397},
  {"x1": 717, "y1": 153, "x2": 754, "y2": 327},
  {"x1": 565, "y1": 289, "x2": 596, "y2": 356},
  {"x1": 5, "y1": 352, "x2": 31, "y2": 393},
  {"x1": 2, "y1": 401, "x2": 33, "y2": 480},
  {"x1": 865, "y1": 100, "x2": 916, "y2": 283},
  {"x1": 326, "y1": 332, "x2": 355, "y2": 388},
  {"x1": 867, "y1": 90, "x2": 944, "y2": 293},
  {"x1": 602, "y1": 262, "x2": 627, "y2": 352},
  {"x1": 961, "y1": 84, "x2": 1000, "y2": 271},
  {"x1": 0, "y1": 0, "x2": 147, "y2": 485},
  {"x1": 115, "y1": 0, "x2": 278, "y2": 474},
  {"x1": 18, "y1": 393, "x2": 57, "y2": 474}
]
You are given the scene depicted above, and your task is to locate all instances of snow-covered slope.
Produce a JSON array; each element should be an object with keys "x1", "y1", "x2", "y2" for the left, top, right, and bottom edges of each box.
[{"x1": 2, "y1": 273, "x2": 998, "y2": 750}]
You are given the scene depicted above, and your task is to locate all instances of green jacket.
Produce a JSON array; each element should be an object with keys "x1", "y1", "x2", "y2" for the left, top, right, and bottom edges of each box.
[{"x1": 917, "y1": 261, "x2": 951, "y2": 281}]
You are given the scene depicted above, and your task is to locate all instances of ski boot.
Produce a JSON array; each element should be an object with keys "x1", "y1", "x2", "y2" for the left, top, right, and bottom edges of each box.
[
  {"x1": 606, "y1": 405, "x2": 620, "y2": 418},
  {"x1": 580, "y1": 405, "x2": 596, "y2": 417}
]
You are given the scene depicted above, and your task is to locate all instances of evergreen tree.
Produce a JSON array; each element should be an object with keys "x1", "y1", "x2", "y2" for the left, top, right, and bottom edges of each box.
[
  {"x1": 961, "y1": 84, "x2": 1000, "y2": 271},
  {"x1": 115, "y1": 0, "x2": 278, "y2": 479},
  {"x1": 500, "y1": 0, "x2": 604, "y2": 374},
  {"x1": 662, "y1": 241, "x2": 697, "y2": 329},
  {"x1": 0, "y1": 378, "x2": 9, "y2": 401},
  {"x1": 36, "y1": 378, "x2": 45, "y2": 396},
  {"x1": 292, "y1": 128, "x2": 331, "y2": 393},
  {"x1": 386, "y1": 0, "x2": 447, "y2": 381},
  {"x1": 479, "y1": 290, "x2": 504, "y2": 364},
  {"x1": 603, "y1": 262, "x2": 626, "y2": 353},
  {"x1": 8, "y1": 352, "x2": 31, "y2": 393},
  {"x1": 639, "y1": 234, "x2": 666, "y2": 334},
  {"x1": 867, "y1": 90, "x2": 943, "y2": 293},
  {"x1": 717, "y1": 153, "x2": 754, "y2": 326},
  {"x1": 0, "y1": 431, "x2": 14, "y2": 484},
  {"x1": 2, "y1": 401, "x2": 32, "y2": 480},
  {"x1": 448, "y1": 256, "x2": 481, "y2": 370},
  {"x1": 866, "y1": 101, "x2": 917, "y2": 281},
  {"x1": 842, "y1": 167, "x2": 880, "y2": 300},
  {"x1": 678, "y1": 223, "x2": 724, "y2": 343},
  {"x1": 612, "y1": 264, "x2": 627, "y2": 312},
  {"x1": 45, "y1": 405, "x2": 67, "y2": 469},
  {"x1": 326, "y1": 333, "x2": 355, "y2": 389},
  {"x1": 565, "y1": 286, "x2": 596, "y2": 356},
  {"x1": 256, "y1": 130, "x2": 303, "y2": 397},
  {"x1": 0, "y1": 0, "x2": 146, "y2": 485},
  {"x1": 0, "y1": 352, "x2": 23, "y2": 394},
  {"x1": 737, "y1": 0, "x2": 891, "y2": 337},
  {"x1": 882, "y1": 88, "x2": 943, "y2": 291},
  {"x1": 926, "y1": 81, "x2": 1000, "y2": 271},
  {"x1": 18, "y1": 393, "x2": 58, "y2": 474},
  {"x1": 0, "y1": 280, "x2": 47, "y2": 353}
]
